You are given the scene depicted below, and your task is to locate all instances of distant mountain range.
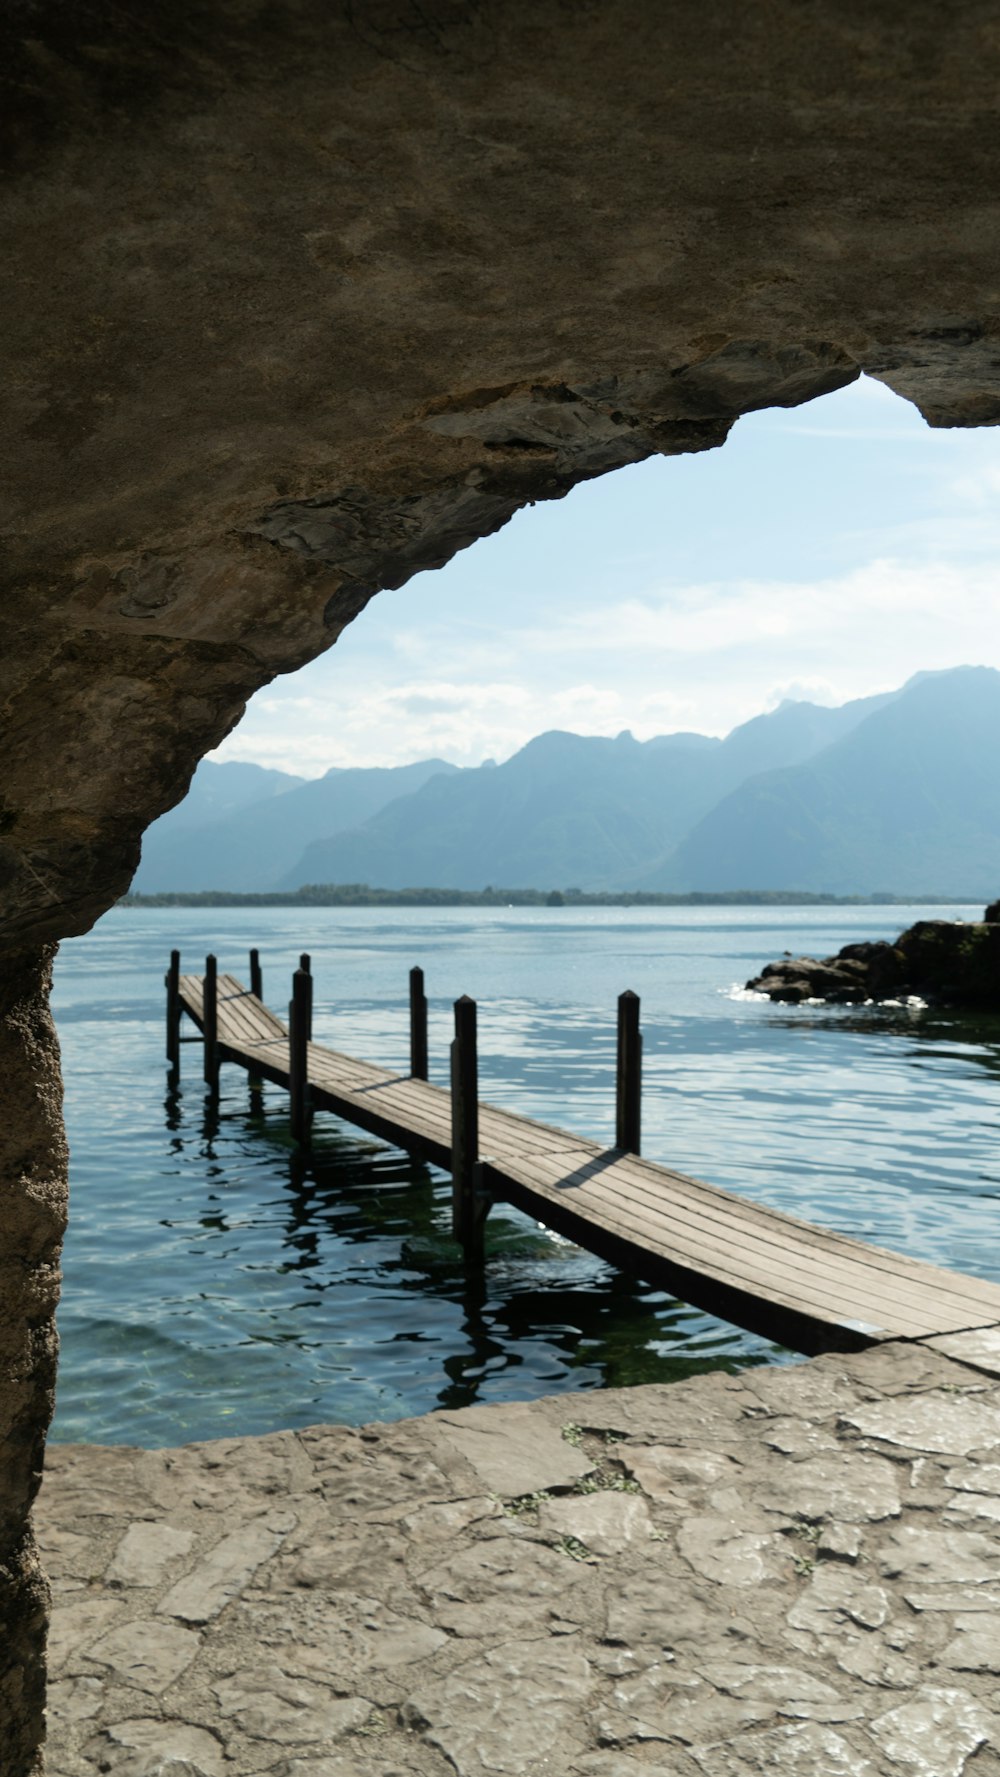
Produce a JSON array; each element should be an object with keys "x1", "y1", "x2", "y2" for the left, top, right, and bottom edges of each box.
[
  {"x1": 135, "y1": 758, "x2": 458, "y2": 892},
  {"x1": 132, "y1": 667, "x2": 1000, "y2": 897},
  {"x1": 651, "y1": 668, "x2": 1000, "y2": 896}
]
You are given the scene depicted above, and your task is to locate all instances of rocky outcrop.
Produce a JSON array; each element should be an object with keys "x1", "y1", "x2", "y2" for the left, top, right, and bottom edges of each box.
[
  {"x1": 0, "y1": 949, "x2": 66, "y2": 1777},
  {"x1": 7, "y1": 4, "x2": 1000, "y2": 1768},
  {"x1": 747, "y1": 909, "x2": 1000, "y2": 1007}
]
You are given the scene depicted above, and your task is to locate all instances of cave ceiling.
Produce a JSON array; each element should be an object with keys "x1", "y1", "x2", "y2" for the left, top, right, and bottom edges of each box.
[{"x1": 3, "y1": 0, "x2": 1000, "y2": 949}]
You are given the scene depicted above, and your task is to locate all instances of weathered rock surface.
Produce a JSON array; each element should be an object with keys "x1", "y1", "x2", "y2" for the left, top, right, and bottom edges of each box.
[
  {"x1": 37, "y1": 1343, "x2": 1000, "y2": 1776},
  {"x1": 746, "y1": 912, "x2": 1000, "y2": 1007},
  {"x1": 0, "y1": 948, "x2": 67, "y2": 1777},
  {"x1": 7, "y1": 6, "x2": 1000, "y2": 957}
]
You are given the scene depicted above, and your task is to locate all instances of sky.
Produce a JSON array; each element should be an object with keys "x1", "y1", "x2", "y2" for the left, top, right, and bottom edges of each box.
[{"x1": 211, "y1": 375, "x2": 1000, "y2": 778}]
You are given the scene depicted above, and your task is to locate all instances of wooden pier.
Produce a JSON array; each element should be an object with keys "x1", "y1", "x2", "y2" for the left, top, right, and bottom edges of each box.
[{"x1": 167, "y1": 950, "x2": 1000, "y2": 1358}]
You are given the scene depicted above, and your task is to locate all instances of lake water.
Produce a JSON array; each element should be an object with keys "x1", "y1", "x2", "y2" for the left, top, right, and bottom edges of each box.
[{"x1": 50, "y1": 904, "x2": 1000, "y2": 1447}]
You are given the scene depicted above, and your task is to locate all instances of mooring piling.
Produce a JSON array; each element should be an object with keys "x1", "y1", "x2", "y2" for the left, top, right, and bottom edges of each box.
[
  {"x1": 615, "y1": 988, "x2": 642, "y2": 1155},
  {"x1": 166, "y1": 949, "x2": 181, "y2": 1069},
  {"x1": 409, "y1": 966, "x2": 428, "y2": 1081},
  {"x1": 248, "y1": 948, "x2": 264, "y2": 1102},
  {"x1": 450, "y1": 993, "x2": 487, "y2": 1262},
  {"x1": 289, "y1": 965, "x2": 313, "y2": 1145},
  {"x1": 203, "y1": 954, "x2": 219, "y2": 1093}
]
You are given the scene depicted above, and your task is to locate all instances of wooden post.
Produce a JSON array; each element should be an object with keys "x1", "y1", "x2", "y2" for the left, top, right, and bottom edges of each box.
[
  {"x1": 299, "y1": 954, "x2": 313, "y2": 1039},
  {"x1": 410, "y1": 966, "x2": 428, "y2": 1080},
  {"x1": 203, "y1": 954, "x2": 219, "y2": 1093},
  {"x1": 616, "y1": 989, "x2": 642, "y2": 1154},
  {"x1": 289, "y1": 966, "x2": 313, "y2": 1145},
  {"x1": 451, "y1": 995, "x2": 485, "y2": 1261},
  {"x1": 248, "y1": 948, "x2": 264, "y2": 1104},
  {"x1": 166, "y1": 949, "x2": 181, "y2": 1070}
]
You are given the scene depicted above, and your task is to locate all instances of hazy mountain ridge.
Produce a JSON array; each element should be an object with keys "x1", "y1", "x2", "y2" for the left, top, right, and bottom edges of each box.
[
  {"x1": 280, "y1": 686, "x2": 904, "y2": 892},
  {"x1": 135, "y1": 668, "x2": 1000, "y2": 895},
  {"x1": 162, "y1": 760, "x2": 305, "y2": 829},
  {"x1": 284, "y1": 729, "x2": 719, "y2": 892},
  {"x1": 651, "y1": 667, "x2": 1000, "y2": 895},
  {"x1": 133, "y1": 757, "x2": 460, "y2": 892}
]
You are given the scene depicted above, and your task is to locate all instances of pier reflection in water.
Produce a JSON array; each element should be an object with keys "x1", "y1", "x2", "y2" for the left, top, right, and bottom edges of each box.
[{"x1": 242, "y1": 1081, "x2": 762, "y2": 1416}]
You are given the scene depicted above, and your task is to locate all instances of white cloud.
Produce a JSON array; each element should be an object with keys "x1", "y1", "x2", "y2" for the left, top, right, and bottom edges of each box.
[
  {"x1": 764, "y1": 679, "x2": 840, "y2": 710},
  {"x1": 212, "y1": 673, "x2": 708, "y2": 775},
  {"x1": 211, "y1": 552, "x2": 1000, "y2": 774},
  {"x1": 503, "y1": 558, "x2": 1000, "y2": 664}
]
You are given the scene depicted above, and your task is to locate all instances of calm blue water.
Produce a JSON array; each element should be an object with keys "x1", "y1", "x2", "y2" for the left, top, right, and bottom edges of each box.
[{"x1": 51, "y1": 905, "x2": 1000, "y2": 1447}]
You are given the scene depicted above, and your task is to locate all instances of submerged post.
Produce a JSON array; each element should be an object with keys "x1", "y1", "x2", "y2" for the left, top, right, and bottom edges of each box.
[
  {"x1": 410, "y1": 966, "x2": 428, "y2": 1080},
  {"x1": 451, "y1": 994, "x2": 486, "y2": 1261},
  {"x1": 249, "y1": 947, "x2": 263, "y2": 1000},
  {"x1": 289, "y1": 966, "x2": 313, "y2": 1145},
  {"x1": 166, "y1": 949, "x2": 181, "y2": 1070},
  {"x1": 203, "y1": 954, "x2": 219, "y2": 1093},
  {"x1": 616, "y1": 989, "x2": 642, "y2": 1155}
]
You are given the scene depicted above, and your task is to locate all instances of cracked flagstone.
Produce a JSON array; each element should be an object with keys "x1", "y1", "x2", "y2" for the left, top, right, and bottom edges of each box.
[{"x1": 37, "y1": 1340, "x2": 1000, "y2": 1776}]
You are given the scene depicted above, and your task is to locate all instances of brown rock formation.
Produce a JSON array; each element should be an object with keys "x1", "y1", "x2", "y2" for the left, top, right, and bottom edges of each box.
[
  {"x1": 8, "y1": 1, "x2": 1000, "y2": 950},
  {"x1": 5, "y1": 3, "x2": 1000, "y2": 1767},
  {"x1": 747, "y1": 915, "x2": 1000, "y2": 1007},
  {"x1": 0, "y1": 951, "x2": 66, "y2": 1773}
]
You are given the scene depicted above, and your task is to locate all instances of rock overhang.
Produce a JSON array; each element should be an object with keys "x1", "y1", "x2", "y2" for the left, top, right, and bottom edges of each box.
[{"x1": 4, "y1": 0, "x2": 1000, "y2": 950}]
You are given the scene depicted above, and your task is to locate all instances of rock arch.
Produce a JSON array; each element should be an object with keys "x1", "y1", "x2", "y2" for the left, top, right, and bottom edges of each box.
[{"x1": 4, "y1": 3, "x2": 1000, "y2": 1767}]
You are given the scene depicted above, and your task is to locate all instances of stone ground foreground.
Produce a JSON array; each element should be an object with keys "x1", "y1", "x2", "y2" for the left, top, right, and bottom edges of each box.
[{"x1": 37, "y1": 1333, "x2": 1000, "y2": 1777}]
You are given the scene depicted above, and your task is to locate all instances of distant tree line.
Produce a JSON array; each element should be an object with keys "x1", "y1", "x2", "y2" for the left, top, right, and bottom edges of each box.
[{"x1": 117, "y1": 884, "x2": 974, "y2": 909}]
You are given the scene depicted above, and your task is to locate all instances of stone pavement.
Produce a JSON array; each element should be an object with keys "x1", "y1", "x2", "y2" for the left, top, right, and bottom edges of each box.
[{"x1": 37, "y1": 1332, "x2": 1000, "y2": 1777}]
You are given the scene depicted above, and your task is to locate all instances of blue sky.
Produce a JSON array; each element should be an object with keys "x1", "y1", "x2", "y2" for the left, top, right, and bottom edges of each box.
[{"x1": 212, "y1": 375, "x2": 1000, "y2": 777}]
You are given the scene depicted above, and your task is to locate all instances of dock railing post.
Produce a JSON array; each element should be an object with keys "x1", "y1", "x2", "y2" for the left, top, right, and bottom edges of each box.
[
  {"x1": 289, "y1": 966, "x2": 313, "y2": 1145},
  {"x1": 451, "y1": 995, "x2": 486, "y2": 1262},
  {"x1": 248, "y1": 948, "x2": 264, "y2": 1105},
  {"x1": 616, "y1": 989, "x2": 642, "y2": 1155},
  {"x1": 410, "y1": 966, "x2": 428, "y2": 1081},
  {"x1": 166, "y1": 949, "x2": 181, "y2": 1071},
  {"x1": 203, "y1": 954, "x2": 219, "y2": 1093}
]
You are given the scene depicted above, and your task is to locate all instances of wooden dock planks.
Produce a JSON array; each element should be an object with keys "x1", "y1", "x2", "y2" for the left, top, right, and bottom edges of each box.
[{"x1": 176, "y1": 973, "x2": 1000, "y2": 1357}]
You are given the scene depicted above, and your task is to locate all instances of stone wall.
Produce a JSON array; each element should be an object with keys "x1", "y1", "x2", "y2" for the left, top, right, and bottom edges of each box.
[{"x1": 4, "y1": 2, "x2": 1000, "y2": 1767}]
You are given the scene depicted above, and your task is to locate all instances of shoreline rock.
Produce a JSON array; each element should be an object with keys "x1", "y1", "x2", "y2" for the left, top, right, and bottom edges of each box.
[{"x1": 746, "y1": 904, "x2": 1000, "y2": 1008}]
